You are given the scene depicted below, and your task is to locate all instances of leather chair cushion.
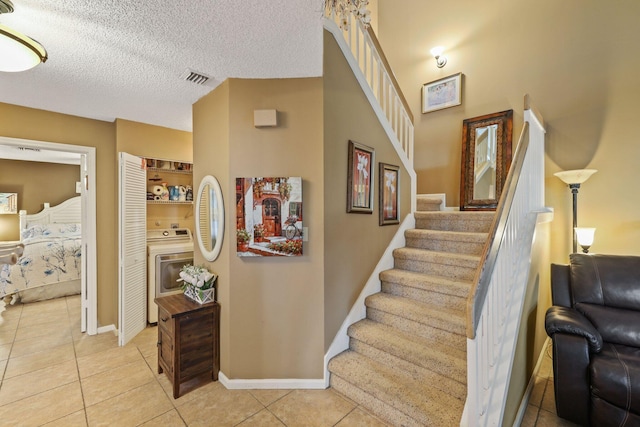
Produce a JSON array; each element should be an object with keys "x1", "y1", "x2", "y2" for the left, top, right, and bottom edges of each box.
[
  {"x1": 570, "y1": 254, "x2": 640, "y2": 310},
  {"x1": 591, "y1": 395, "x2": 640, "y2": 427},
  {"x1": 590, "y1": 343, "x2": 640, "y2": 416},
  {"x1": 577, "y1": 303, "x2": 640, "y2": 348}
]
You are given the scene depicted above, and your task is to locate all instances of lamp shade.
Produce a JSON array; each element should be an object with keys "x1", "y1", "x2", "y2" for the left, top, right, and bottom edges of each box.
[
  {"x1": 575, "y1": 227, "x2": 596, "y2": 247},
  {"x1": 554, "y1": 169, "x2": 598, "y2": 185},
  {"x1": 430, "y1": 46, "x2": 445, "y2": 58},
  {"x1": 0, "y1": 24, "x2": 48, "y2": 72}
]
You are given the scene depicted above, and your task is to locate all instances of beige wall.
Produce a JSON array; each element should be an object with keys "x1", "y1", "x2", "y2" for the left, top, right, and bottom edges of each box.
[
  {"x1": 323, "y1": 31, "x2": 412, "y2": 350},
  {"x1": 378, "y1": 0, "x2": 640, "y2": 260},
  {"x1": 368, "y1": 0, "x2": 378, "y2": 34},
  {"x1": 504, "y1": 219, "x2": 552, "y2": 424},
  {"x1": 115, "y1": 119, "x2": 192, "y2": 162},
  {"x1": 193, "y1": 80, "x2": 231, "y2": 374},
  {"x1": 115, "y1": 119, "x2": 194, "y2": 232},
  {"x1": 229, "y1": 78, "x2": 325, "y2": 379},
  {"x1": 0, "y1": 104, "x2": 194, "y2": 328},
  {"x1": 0, "y1": 160, "x2": 80, "y2": 241},
  {"x1": 378, "y1": 0, "x2": 640, "y2": 421},
  {"x1": 190, "y1": 30, "x2": 413, "y2": 379},
  {"x1": 0, "y1": 102, "x2": 118, "y2": 327},
  {"x1": 193, "y1": 78, "x2": 326, "y2": 379}
]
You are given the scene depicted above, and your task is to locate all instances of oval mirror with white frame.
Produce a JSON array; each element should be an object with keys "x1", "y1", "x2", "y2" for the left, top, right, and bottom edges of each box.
[{"x1": 195, "y1": 175, "x2": 225, "y2": 261}]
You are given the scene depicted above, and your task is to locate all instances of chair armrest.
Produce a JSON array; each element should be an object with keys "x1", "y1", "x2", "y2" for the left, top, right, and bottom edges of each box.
[
  {"x1": 550, "y1": 263, "x2": 572, "y2": 307},
  {"x1": 546, "y1": 306, "x2": 596, "y2": 425},
  {"x1": 551, "y1": 334, "x2": 591, "y2": 425},
  {"x1": 545, "y1": 305, "x2": 603, "y2": 352}
]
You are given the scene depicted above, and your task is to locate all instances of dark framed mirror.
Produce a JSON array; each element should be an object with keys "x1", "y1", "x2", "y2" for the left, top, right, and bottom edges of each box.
[{"x1": 460, "y1": 109, "x2": 513, "y2": 211}]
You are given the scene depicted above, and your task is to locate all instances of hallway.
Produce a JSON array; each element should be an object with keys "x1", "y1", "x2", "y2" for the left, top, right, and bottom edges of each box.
[
  {"x1": 0, "y1": 296, "x2": 387, "y2": 426},
  {"x1": 0, "y1": 295, "x2": 574, "y2": 426}
]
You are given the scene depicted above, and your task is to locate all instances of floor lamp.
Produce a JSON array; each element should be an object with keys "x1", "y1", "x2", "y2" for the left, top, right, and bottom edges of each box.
[
  {"x1": 575, "y1": 227, "x2": 596, "y2": 253},
  {"x1": 554, "y1": 169, "x2": 597, "y2": 253}
]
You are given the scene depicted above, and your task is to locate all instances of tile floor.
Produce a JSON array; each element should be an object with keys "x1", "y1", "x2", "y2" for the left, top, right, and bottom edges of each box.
[
  {"x1": 520, "y1": 343, "x2": 579, "y2": 427},
  {"x1": 0, "y1": 295, "x2": 575, "y2": 426}
]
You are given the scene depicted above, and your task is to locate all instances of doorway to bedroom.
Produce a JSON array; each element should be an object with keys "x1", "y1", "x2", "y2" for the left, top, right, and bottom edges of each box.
[{"x1": 0, "y1": 137, "x2": 97, "y2": 335}]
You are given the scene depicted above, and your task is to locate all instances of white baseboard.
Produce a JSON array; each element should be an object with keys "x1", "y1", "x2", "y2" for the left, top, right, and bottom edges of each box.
[
  {"x1": 513, "y1": 337, "x2": 550, "y2": 425},
  {"x1": 218, "y1": 371, "x2": 326, "y2": 390},
  {"x1": 322, "y1": 213, "x2": 415, "y2": 387},
  {"x1": 97, "y1": 324, "x2": 117, "y2": 335}
]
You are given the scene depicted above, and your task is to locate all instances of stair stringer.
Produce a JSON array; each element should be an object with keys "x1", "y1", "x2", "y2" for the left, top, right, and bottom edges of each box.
[{"x1": 323, "y1": 213, "x2": 415, "y2": 387}]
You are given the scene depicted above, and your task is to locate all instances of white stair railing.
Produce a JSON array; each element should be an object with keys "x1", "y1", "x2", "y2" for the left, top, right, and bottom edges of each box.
[
  {"x1": 324, "y1": 5, "x2": 414, "y2": 165},
  {"x1": 464, "y1": 96, "x2": 549, "y2": 426}
]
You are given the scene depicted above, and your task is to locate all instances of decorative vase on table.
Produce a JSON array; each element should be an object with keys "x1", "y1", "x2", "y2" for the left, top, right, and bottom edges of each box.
[{"x1": 177, "y1": 264, "x2": 217, "y2": 304}]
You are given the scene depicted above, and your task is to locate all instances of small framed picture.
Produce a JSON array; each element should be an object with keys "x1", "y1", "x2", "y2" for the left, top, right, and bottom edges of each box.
[
  {"x1": 379, "y1": 163, "x2": 399, "y2": 225},
  {"x1": 422, "y1": 72, "x2": 462, "y2": 113},
  {"x1": 0, "y1": 193, "x2": 18, "y2": 214},
  {"x1": 235, "y1": 177, "x2": 303, "y2": 257},
  {"x1": 347, "y1": 140, "x2": 375, "y2": 214}
]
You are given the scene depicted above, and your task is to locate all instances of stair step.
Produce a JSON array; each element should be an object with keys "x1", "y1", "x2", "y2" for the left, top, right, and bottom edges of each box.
[
  {"x1": 393, "y1": 247, "x2": 480, "y2": 282},
  {"x1": 365, "y1": 293, "x2": 466, "y2": 338},
  {"x1": 329, "y1": 351, "x2": 464, "y2": 426},
  {"x1": 326, "y1": 191, "x2": 490, "y2": 424},
  {"x1": 349, "y1": 340, "x2": 467, "y2": 401},
  {"x1": 405, "y1": 228, "x2": 487, "y2": 256},
  {"x1": 331, "y1": 376, "x2": 422, "y2": 427},
  {"x1": 380, "y1": 269, "x2": 471, "y2": 298},
  {"x1": 415, "y1": 211, "x2": 494, "y2": 233},
  {"x1": 348, "y1": 319, "x2": 467, "y2": 388},
  {"x1": 380, "y1": 269, "x2": 469, "y2": 311},
  {"x1": 416, "y1": 195, "x2": 443, "y2": 212}
]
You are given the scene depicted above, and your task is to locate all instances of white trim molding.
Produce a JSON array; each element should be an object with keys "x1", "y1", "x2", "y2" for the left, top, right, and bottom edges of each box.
[
  {"x1": 0, "y1": 136, "x2": 98, "y2": 336},
  {"x1": 218, "y1": 372, "x2": 326, "y2": 390},
  {"x1": 323, "y1": 213, "x2": 415, "y2": 387},
  {"x1": 97, "y1": 324, "x2": 117, "y2": 335}
]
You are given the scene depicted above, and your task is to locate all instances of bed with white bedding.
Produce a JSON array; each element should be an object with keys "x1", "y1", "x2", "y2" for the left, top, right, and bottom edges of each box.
[{"x1": 0, "y1": 196, "x2": 82, "y2": 303}]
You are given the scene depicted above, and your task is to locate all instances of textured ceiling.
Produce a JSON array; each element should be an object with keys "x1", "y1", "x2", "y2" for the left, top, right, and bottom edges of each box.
[{"x1": 0, "y1": 0, "x2": 324, "y2": 131}]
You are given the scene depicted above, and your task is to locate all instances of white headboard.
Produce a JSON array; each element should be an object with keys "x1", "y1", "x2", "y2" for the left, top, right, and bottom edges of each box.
[{"x1": 19, "y1": 196, "x2": 82, "y2": 231}]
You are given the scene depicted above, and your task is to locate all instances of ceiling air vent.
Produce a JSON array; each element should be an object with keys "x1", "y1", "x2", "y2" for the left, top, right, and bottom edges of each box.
[{"x1": 180, "y1": 69, "x2": 211, "y2": 85}]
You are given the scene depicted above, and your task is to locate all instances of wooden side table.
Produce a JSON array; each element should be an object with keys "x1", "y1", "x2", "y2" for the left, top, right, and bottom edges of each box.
[{"x1": 154, "y1": 293, "x2": 220, "y2": 398}]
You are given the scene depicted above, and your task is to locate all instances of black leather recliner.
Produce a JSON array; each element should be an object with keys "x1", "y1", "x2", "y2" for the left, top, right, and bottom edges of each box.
[{"x1": 545, "y1": 253, "x2": 640, "y2": 426}]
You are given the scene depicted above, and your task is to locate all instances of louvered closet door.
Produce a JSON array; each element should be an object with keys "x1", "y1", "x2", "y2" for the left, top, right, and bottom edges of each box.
[{"x1": 118, "y1": 152, "x2": 147, "y2": 346}]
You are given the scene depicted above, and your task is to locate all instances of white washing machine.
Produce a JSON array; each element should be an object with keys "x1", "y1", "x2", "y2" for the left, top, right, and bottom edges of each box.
[{"x1": 147, "y1": 228, "x2": 193, "y2": 323}]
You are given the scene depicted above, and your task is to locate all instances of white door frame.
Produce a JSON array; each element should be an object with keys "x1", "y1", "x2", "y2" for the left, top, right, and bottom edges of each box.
[{"x1": 0, "y1": 136, "x2": 98, "y2": 334}]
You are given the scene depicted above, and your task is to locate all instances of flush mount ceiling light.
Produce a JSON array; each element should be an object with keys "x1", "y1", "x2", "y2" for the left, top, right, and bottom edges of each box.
[
  {"x1": 0, "y1": 0, "x2": 48, "y2": 72},
  {"x1": 0, "y1": 0, "x2": 13, "y2": 13}
]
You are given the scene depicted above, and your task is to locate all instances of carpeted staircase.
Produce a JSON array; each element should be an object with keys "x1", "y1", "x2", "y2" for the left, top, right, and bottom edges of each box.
[{"x1": 328, "y1": 195, "x2": 494, "y2": 426}]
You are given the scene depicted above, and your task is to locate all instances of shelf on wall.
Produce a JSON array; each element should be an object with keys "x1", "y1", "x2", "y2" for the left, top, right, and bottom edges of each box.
[
  {"x1": 147, "y1": 167, "x2": 192, "y2": 175},
  {"x1": 147, "y1": 200, "x2": 193, "y2": 205}
]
